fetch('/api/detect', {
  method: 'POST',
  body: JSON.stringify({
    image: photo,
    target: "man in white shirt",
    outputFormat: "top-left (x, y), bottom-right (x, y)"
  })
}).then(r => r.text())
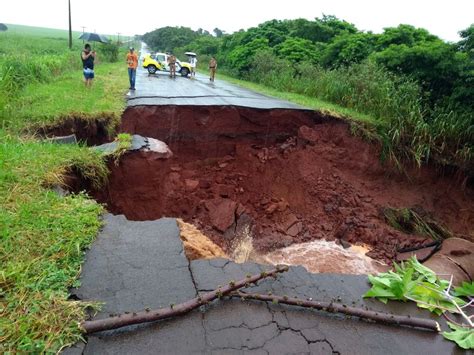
top-left (190, 56), bottom-right (197, 77)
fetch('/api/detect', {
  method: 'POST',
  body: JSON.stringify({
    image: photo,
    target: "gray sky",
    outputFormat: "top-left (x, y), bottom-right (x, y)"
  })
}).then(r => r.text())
top-left (3, 0), bottom-right (473, 42)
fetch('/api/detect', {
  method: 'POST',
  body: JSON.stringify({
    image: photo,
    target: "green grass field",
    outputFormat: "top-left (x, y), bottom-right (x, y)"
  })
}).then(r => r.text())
top-left (0, 24), bottom-right (129, 353)
top-left (5, 63), bottom-right (128, 131)
top-left (5, 24), bottom-right (82, 38)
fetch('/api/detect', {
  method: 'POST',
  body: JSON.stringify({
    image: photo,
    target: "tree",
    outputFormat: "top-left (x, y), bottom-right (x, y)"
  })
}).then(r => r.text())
top-left (274, 37), bottom-right (319, 64)
top-left (373, 40), bottom-right (463, 102)
top-left (458, 24), bottom-right (474, 56)
top-left (377, 24), bottom-right (439, 50)
top-left (321, 32), bottom-right (376, 68)
top-left (289, 15), bottom-right (357, 44)
top-left (241, 20), bottom-right (289, 47)
top-left (228, 38), bottom-right (270, 74)
top-left (0, 23), bottom-right (8, 32)
top-left (213, 28), bottom-right (224, 38)
top-left (181, 36), bottom-right (221, 56)
top-left (142, 26), bottom-right (199, 52)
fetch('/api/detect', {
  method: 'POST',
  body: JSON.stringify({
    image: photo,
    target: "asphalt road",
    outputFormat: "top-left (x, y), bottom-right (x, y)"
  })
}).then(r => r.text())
top-left (65, 214), bottom-right (463, 355)
top-left (125, 43), bottom-right (305, 110)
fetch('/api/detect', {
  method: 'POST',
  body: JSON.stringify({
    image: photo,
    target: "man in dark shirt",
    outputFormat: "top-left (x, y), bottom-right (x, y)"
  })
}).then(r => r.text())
top-left (81, 43), bottom-right (96, 87)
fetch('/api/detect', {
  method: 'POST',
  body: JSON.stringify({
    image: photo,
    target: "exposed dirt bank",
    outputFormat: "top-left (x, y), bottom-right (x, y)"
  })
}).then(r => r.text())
top-left (36, 114), bottom-right (118, 145)
top-left (81, 106), bottom-right (474, 265)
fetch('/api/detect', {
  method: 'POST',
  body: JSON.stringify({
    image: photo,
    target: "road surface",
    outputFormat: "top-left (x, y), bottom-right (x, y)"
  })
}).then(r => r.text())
top-left (125, 43), bottom-right (306, 110)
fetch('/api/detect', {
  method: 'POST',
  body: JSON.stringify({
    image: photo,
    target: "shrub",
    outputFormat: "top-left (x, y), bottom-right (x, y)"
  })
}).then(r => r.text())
top-left (98, 43), bottom-right (119, 63)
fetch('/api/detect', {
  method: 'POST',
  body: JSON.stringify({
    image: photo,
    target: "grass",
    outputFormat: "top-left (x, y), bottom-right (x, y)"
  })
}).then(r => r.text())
top-left (4, 24), bottom-right (82, 39)
top-left (1, 25), bottom-right (128, 352)
top-left (211, 70), bottom-right (376, 124)
top-left (3, 62), bottom-right (128, 131)
top-left (110, 133), bottom-right (133, 164)
top-left (382, 207), bottom-right (452, 242)
top-left (0, 133), bottom-right (108, 353)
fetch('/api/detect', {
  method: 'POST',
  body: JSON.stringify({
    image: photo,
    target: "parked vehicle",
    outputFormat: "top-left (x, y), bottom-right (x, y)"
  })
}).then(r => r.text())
top-left (142, 53), bottom-right (192, 77)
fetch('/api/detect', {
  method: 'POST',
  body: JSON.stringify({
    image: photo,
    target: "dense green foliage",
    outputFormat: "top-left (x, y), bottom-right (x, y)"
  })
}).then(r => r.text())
top-left (144, 17), bottom-right (474, 172)
top-left (142, 26), bottom-right (200, 52)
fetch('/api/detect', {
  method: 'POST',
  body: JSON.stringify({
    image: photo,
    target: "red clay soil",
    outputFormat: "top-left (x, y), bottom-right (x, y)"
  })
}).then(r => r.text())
top-left (90, 106), bottom-right (474, 264)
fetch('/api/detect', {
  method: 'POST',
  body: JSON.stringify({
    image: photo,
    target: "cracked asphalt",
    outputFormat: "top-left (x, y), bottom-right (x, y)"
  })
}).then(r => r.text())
top-left (65, 214), bottom-right (463, 355)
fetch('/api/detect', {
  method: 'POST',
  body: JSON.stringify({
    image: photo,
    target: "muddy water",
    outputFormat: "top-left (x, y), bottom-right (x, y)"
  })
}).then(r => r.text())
top-left (81, 105), bottom-right (474, 272)
top-left (227, 231), bottom-right (386, 274)
top-left (262, 240), bottom-right (387, 274)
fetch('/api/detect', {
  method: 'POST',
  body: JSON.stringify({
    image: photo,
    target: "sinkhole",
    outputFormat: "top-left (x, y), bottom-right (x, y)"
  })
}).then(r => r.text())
top-left (65, 105), bottom-right (474, 274)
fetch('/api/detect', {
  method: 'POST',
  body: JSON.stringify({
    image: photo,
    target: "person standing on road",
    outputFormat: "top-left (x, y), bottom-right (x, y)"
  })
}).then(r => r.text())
top-left (81, 43), bottom-right (96, 87)
top-left (209, 56), bottom-right (217, 82)
top-left (168, 53), bottom-right (177, 78)
top-left (126, 47), bottom-right (138, 90)
top-left (190, 56), bottom-right (197, 78)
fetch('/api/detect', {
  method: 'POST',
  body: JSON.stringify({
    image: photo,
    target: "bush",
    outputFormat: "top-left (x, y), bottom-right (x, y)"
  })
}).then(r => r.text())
top-left (98, 43), bottom-right (119, 63)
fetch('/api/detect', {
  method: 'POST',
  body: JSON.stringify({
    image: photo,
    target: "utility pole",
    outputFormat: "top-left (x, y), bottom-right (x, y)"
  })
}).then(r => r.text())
top-left (117, 32), bottom-right (121, 45)
top-left (68, 0), bottom-right (72, 49)
top-left (81, 26), bottom-right (86, 44)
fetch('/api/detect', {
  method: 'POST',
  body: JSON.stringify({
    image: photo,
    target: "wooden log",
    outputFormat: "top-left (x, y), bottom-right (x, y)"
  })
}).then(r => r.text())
top-left (230, 291), bottom-right (441, 332)
top-left (82, 265), bottom-right (289, 334)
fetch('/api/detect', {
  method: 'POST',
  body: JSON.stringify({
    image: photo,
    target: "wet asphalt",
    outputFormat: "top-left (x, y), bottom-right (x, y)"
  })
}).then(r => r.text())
top-left (125, 44), bottom-right (305, 110)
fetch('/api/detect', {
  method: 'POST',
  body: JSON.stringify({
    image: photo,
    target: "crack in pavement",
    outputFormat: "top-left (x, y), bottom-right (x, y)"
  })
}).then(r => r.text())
top-left (265, 303), bottom-right (340, 354)
top-left (186, 256), bottom-right (198, 297)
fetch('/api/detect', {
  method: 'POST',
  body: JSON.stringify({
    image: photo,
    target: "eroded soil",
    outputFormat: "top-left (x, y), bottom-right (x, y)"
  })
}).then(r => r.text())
top-left (82, 105), bottom-right (474, 264)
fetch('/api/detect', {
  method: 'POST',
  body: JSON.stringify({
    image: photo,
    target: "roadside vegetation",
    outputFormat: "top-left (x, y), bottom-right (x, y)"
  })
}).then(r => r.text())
top-left (144, 18), bottom-right (474, 174)
top-left (0, 24), bottom-right (131, 352)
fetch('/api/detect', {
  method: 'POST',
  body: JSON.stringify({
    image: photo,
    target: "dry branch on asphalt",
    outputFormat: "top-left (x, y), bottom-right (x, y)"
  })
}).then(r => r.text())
top-left (230, 291), bottom-right (441, 332)
top-left (81, 265), bottom-right (289, 334)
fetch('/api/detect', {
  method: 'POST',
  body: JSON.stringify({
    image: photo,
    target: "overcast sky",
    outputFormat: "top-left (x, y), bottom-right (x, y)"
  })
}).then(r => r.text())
top-left (2, 0), bottom-right (473, 42)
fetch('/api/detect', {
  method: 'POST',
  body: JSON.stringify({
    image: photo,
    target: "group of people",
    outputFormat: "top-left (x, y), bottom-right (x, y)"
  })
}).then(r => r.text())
top-left (81, 44), bottom-right (217, 90)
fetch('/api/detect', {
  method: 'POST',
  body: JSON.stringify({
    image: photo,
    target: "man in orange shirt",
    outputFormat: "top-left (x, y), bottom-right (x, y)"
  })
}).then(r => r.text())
top-left (126, 47), bottom-right (138, 90)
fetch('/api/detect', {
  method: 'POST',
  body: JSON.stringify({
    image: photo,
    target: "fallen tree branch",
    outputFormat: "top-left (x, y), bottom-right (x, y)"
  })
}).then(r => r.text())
top-left (81, 265), bottom-right (289, 334)
top-left (230, 291), bottom-right (441, 332)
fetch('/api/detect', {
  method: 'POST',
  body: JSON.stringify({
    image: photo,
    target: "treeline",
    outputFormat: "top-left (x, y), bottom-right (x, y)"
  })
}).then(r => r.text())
top-left (143, 17), bottom-right (474, 173)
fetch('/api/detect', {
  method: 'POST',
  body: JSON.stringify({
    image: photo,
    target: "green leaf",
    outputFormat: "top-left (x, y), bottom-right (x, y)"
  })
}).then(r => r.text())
top-left (409, 256), bottom-right (437, 283)
top-left (442, 322), bottom-right (474, 350)
top-left (453, 281), bottom-right (474, 298)
top-left (363, 286), bottom-right (397, 299)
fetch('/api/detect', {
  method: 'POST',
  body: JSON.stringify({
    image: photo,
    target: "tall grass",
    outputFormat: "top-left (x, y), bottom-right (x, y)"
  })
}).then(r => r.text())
top-left (0, 53), bottom-right (78, 92)
top-left (248, 51), bottom-right (423, 124)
